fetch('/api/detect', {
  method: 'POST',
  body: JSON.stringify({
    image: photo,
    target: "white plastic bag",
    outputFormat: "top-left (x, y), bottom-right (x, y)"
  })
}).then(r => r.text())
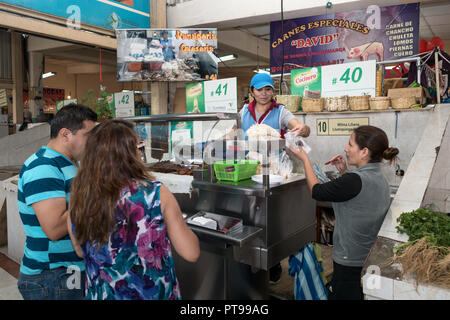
top-left (277, 151), bottom-right (294, 179)
top-left (285, 131), bottom-right (311, 154)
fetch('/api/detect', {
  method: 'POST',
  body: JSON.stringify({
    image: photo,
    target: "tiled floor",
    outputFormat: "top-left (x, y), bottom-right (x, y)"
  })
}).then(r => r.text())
top-left (0, 248), bottom-right (22, 300)
top-left (0, 244), bottom-right (333, 300)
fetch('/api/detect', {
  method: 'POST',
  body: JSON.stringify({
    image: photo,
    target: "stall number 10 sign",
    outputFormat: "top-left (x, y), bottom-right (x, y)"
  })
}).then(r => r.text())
top-left (321, 60), bottom-right (376, 97)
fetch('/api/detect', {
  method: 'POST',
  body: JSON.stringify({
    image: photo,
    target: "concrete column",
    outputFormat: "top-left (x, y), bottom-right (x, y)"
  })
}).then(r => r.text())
top-left (28, 51), bottom-right (44, 122)
top-left (10, 32), bottom-right (23, 124)
top-left (150, 0), bottom-right (168, 115)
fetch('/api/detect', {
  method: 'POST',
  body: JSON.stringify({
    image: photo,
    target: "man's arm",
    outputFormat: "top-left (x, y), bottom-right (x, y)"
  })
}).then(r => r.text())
top-left (67, 213), bottom-right (83, 258)
top-left (32, 197), bottom-right (69, 241)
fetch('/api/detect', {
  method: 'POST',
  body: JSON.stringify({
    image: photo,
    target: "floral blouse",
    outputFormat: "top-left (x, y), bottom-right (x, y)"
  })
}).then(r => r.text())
top-left (80, 180), bottom-right (182, 300)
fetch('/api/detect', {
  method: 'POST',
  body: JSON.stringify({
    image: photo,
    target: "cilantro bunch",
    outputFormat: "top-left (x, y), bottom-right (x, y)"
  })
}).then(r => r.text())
top-left (396, 207), bottom-right (450, 247)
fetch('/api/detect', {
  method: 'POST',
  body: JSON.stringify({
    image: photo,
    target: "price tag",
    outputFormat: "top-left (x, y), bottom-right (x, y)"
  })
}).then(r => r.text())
top-left (321, 60), bottom-right (376, 97)
top-left (203, 77), bottom-right (237, 113)
top-left (114, 92), bottom-right (135, 117)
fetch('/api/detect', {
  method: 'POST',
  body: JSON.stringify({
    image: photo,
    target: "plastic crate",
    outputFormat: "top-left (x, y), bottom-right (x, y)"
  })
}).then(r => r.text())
top-left (213, 160), bottom-right (259, 182)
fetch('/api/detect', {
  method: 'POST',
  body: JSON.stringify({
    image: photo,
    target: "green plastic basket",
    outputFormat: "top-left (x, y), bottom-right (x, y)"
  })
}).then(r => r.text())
top-left (213, 160), bottom-right (259, 182)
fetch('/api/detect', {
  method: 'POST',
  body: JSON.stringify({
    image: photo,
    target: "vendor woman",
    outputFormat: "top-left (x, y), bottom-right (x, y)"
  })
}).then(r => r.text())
top-left (234, 72), bottom-right (310, 284)
top-left (289, 125), bottom-right (399, 300)
top-left (240, 72), bottom-right (310, 139)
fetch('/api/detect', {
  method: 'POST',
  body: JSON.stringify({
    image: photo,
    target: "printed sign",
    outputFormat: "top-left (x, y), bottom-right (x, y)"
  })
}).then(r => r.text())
top-left (270, 3), bottom-right (419, 74)
top-left (321, 60), bottom-right (376, 97)
top-left (186, 82), bottom-right (205, 113)
top-left (317, 117), bottom-right (369, 136)
top-left (0, 0), bottom-right (150, 30)
top-left (204, 78), bottom-right (237, 113)
top-left (186, 78), bottom-right (238, 113)
top-left (116, 29), bottom-right (218, 82)
top-left (170, 121), bottom-right (194, 157)
top-left (56, 99), bottom-right (78, 112)
top-left (291, 67), bottom-right (322, 97)
top-left (291, 60), bottom-right (376, 97)
top-left (114, 91), bottom-right (134, 117)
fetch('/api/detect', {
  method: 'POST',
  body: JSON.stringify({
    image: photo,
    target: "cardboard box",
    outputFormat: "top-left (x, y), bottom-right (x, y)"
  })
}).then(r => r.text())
top-left (387, 87), bottom-right (424, 104)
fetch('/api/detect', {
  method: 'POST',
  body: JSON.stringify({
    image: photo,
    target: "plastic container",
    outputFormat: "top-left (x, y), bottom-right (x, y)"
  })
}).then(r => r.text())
top-left (214, 160), bottom-right (259, 182)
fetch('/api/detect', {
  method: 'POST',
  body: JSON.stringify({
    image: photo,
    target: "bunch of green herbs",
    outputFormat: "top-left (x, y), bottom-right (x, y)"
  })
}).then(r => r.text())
top-left (396, 207), bottom-right (450, 249)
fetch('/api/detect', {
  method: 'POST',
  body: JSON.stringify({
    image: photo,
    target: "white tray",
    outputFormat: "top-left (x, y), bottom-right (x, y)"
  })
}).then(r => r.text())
top-left (251, 174), bottom-right (284, 185)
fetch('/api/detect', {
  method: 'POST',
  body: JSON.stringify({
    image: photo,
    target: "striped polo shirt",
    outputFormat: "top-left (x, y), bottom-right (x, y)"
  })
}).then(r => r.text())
top-left (18, 146), bottom-right (85, 275)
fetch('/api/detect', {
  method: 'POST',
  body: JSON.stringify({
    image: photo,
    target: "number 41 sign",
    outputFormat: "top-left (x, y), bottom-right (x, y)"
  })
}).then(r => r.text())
top-left (203, 77), bottom-right (237, 113)
top-left (321, 60), bottom-right (376, 97)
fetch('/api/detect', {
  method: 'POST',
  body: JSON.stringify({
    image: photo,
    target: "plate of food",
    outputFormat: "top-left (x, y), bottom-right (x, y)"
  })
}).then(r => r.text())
top-left (251, 174), bottom-right (284, 185)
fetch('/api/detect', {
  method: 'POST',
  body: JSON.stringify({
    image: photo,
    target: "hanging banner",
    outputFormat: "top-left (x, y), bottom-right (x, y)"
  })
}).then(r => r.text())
top-left (116, 28), bottom-right (218, 82)
top-left (0, 0), bottom-right (150, 30)
top-left (270, 2), bottom-right (420, 75)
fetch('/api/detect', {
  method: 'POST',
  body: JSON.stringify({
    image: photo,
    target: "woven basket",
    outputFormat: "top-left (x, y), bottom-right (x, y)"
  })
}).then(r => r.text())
top-left (325, 95), bottom-right (348, 112)
top-left (275, 95), bottom-right (302, 113)
top-left (369, 97), bottom-right (391, 110)
top-left (391, 96), bottom-right (416, 109)
top-left (302, 98), bottom-right (324, 113)
top-left (348, 95), bottom-right (370, 111)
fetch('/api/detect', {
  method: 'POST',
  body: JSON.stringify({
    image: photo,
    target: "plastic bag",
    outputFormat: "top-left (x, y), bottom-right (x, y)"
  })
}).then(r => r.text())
top-left (288, 243), bottom-right (328, 300)
top-left (276, 150), bottom-right (293, 178)
top-left (285, 131), bottom-right (311, 154)
top-left (312, 163), bottom-right (331, 183)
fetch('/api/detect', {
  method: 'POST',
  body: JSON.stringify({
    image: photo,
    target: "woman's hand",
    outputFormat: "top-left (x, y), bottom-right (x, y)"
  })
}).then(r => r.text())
top-left (325, 154), bottom-right (348, 174)
top-left (289, 145), bottom-right (308, 162)
top-left (289, 123), bottom-right (310, 137)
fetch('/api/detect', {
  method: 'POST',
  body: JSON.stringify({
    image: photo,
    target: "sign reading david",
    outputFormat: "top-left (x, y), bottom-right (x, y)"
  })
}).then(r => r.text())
top-left (270, 2), bottom-right (419, 75)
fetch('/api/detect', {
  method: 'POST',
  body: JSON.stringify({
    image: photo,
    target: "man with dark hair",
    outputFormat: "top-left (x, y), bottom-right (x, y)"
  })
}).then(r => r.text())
top-left (17, 104), bottom-right (97, 300)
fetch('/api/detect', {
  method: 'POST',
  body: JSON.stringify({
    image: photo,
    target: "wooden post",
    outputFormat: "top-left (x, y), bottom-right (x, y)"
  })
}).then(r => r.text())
top-left (150, 0), bottom-right (168, 115)
top-left (11, 32), bottom-right (23, 124)
top-left (434, 49), bottom-right (441, 104)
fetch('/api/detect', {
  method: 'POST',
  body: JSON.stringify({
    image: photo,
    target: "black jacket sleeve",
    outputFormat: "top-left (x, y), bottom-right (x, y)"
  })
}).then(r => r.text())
top-left (312, 172), bottom-right (362, 202)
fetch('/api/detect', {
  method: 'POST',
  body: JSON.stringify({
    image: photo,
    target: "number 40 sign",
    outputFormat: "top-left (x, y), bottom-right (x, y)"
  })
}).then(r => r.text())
top-left (321, 60), bottom-right (376, 97)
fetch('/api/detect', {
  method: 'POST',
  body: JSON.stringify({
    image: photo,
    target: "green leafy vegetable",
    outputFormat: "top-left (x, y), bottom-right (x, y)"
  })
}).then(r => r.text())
top-left (396, 207), bottom-right (450, 248)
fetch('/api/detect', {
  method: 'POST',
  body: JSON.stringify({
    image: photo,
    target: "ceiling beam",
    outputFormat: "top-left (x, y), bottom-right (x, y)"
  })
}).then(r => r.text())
top-left (66, 63), bottom-right (116, 74)
top-left (218, 29), bottom-right (270, 63)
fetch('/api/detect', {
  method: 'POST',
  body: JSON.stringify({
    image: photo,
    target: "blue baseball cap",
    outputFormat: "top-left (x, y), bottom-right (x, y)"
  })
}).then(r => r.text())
top-left (250, 73), bottom-right (274, 89)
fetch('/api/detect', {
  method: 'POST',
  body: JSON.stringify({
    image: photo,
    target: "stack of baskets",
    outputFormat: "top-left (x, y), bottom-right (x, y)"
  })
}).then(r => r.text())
top-left (302, 98), bottom-right (324, 113)
top-left (324, 95), bottom-right (348, 112)
top-left (348, 95), bottom-right (370, 111)
top-left (275, 95), bottom-right (302, 113)
top-left (391, 96), bottom-right (417, 109)
top-left (369, 97), bottom-right (391, 110)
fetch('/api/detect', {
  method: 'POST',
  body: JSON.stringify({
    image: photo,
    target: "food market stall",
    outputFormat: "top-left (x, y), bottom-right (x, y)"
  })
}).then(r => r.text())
top-left (126, 112), bottom-right (316, 299)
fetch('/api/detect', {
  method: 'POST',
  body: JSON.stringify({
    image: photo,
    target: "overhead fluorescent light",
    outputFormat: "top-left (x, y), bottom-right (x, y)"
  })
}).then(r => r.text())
top-left (253, 68), bottom-right (270, 74)
top-left (42, 72), bottom-right (56, 79)
top-left (218, 54), bottom-right (236, 62)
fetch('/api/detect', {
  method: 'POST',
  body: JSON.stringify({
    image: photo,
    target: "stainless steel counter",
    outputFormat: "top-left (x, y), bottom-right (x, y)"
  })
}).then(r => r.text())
top-left (172, 174), bottom-right (316, 299)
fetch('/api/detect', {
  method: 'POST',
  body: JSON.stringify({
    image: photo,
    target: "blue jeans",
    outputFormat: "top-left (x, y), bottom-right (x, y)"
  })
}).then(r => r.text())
top-left (17, 267), bottom-right (85, 300)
